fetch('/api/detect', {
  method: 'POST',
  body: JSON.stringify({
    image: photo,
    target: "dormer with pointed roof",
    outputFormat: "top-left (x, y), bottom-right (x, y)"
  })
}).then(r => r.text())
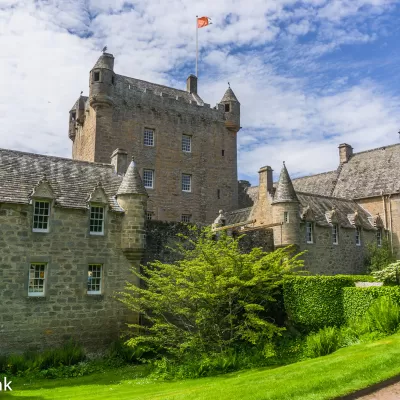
top-left (272, 163), bottom-right (299, 204)
top-left (220, 85), bottom-right (240, 132)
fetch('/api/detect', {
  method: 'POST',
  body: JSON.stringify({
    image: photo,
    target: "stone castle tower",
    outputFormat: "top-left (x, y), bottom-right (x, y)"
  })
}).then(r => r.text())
top-left (69, 53), bottom-right (240, 223)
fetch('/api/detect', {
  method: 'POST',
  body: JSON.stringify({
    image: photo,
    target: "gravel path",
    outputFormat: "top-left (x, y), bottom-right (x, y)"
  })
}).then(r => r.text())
top-left (355, 381), bottom-right (400, 399)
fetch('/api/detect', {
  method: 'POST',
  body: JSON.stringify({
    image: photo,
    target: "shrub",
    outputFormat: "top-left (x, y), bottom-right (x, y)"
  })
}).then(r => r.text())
top-left (283, 276), bottom-right (356, 331)
top-left (365, 238), bottom-right (396, 272)
top-left (372, 261), bottom-right (400, 285)
top-left (343, 286), bottom-right (400, 323)
top-left (306, 326), bottom-right (342, 357)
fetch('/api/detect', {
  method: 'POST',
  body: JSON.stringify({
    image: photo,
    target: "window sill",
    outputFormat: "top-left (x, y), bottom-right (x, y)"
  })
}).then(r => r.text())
top-left (89, 232), bottom-right (105, 236)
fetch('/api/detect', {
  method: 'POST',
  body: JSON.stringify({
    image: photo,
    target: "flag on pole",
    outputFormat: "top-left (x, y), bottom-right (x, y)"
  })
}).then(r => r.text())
top-left (197, 16), bottom-right (211, 28)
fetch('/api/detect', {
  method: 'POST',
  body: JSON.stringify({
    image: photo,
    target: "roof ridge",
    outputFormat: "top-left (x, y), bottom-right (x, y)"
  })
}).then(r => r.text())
top-left (226, 207), bottom-right (253, 214)
top-left (296, 191), bottom-right (355, 202)
top-left (0, 148), bottom-right (114, 169)
top-left (352, 143), bottom-right (400, 157)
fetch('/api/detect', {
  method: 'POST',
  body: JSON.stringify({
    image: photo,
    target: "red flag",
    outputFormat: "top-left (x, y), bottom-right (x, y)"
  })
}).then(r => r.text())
top-left (197, 16), bottom-right (211, 28)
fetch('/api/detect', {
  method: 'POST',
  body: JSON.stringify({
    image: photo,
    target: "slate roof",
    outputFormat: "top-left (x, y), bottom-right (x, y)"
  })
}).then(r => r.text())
top-left (272, 163), bottom-right (299, 203)
top-left (117, 159), bottom-right (147, 196)
top-left (297, 192), bottom-right (374, 230)
top-left (332, 144), bottom-right (400, 199)
top-left (70, 96), bottom-right (88, 112)
top-left (225, 207), bottom-right (252, 225)
top-left (0, 149), bottom-right (124, 212)
top-left (221, 87), bottom-right (239, 103)
top-left (292, 171), bottom-right (338, 197)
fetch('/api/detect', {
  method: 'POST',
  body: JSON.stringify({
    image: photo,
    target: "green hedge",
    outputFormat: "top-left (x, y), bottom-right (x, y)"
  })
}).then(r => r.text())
top-left (283, 276), bottom-right (357, 331)
top-left (343, 286), bottom-right (400, 322)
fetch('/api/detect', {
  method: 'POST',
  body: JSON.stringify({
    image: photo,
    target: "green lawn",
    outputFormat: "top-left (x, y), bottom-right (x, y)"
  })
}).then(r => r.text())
top-left (5, 333), bottom-right (400, 400)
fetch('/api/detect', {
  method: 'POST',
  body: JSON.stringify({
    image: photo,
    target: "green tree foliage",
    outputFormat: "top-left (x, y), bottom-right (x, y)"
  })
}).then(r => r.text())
top-left (119, 227), bottom-right (304, 361)
top-left (372, 261), bottom-right (400, 285)
top-left (365, 238), bottom-right (396, 272)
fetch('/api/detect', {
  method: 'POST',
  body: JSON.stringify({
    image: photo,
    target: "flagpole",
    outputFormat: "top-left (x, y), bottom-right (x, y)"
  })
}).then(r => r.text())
top-left (196, 15), bottom-right (198, 77)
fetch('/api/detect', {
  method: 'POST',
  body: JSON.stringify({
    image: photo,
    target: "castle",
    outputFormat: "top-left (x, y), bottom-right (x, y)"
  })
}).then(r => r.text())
top-left (68, 52), bottom-right (240, 223)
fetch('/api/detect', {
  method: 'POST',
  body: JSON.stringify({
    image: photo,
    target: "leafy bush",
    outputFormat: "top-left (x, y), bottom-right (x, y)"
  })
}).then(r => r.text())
top-left (365, 238), bottom-right (396, 272)
top-left (283, 276), bottom-right (356, 331)
top-left (343, 286), bottom-right (400, 322)
top-left (372, 261), bottom-right (400, 285)
top-left (120, 227), bottom-right (304, 362)
top-left (306, 326), bottom-right (342, 357)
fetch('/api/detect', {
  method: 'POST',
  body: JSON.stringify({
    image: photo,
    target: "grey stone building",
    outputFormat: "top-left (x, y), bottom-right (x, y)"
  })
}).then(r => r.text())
top-left (0, 148), bottom-right (147, 355)
top-left (69, 52), bottom-right (240, 224)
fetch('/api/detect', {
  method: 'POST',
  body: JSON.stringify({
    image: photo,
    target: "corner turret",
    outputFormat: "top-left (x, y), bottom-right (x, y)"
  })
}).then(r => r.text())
top-left (272, 162), bottom-right (300, 247)
top-left (220, 86), bottom-right (240, 132)
top-left (89, 52), bottom-right (116, 110)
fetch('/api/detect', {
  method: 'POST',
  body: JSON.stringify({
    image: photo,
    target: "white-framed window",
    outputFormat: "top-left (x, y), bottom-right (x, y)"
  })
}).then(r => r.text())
top-left (306, 222), bottom-right (313, 244)
top-left (332, 224), bottom-right (339, 245)
top-left (89, 205), bottom-right (104, 235)
top-left (182, 174), bottom-right (192, 192)
top-left (144, 128), bottom-right (154, 146)
top-left (28, 263), bottom-right (46, 297)
top-left (33, 200), bottom-right (50, 232)
top-left (284, 212), bottom-right (289, 223)
top-left (143, 169), bottom-right (154, 189)
top-left (87, 264), bottom-right (102, 295)
top-left (377, 228), bottom-right (383, 247)
top-left (356, 227), bottom-right (361, 246)
top-left (181, 214), bottom-right (191, 223)
top-left (146, 211), bottom-right (154, 220)
top-left (182, 135), bottom-right (192, 152)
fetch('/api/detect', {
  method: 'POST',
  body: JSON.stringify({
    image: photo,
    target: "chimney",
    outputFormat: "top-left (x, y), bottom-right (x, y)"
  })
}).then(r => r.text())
top-left (258, 166), bottom-right (273, 196)
top-left (186, 74), bottom-right (198, 94)
top-left (111, 148), bottom-right (128, 175)
top-left (338, 143), bottom-right (353, 164)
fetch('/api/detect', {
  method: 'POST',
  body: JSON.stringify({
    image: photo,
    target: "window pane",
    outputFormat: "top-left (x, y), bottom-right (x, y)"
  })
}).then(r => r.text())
top-left (181, 214), bottom-right (191, 223)
top-left (90, 206), bottom-right (104, 234)
top-left (182, 135), bottom-right (191, 152)
top-left (182, 174), bottom-right (191, 192)
top-left (143, 169), bottom-right (154, 188)
top-left (144, 129), bottom-right (154, 146)
top-left (28, 264), bottom-right (46, 296)
top-left (88, 264), bottom-right (102, 294)
top-left (33, 201), bottom-right (50, 232)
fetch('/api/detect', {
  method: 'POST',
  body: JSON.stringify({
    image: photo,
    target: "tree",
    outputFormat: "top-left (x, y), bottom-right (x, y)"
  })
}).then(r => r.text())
top-left (365, 238), bottom-right (396, 273)
top-left (119, 227), bottom-right (304, 361)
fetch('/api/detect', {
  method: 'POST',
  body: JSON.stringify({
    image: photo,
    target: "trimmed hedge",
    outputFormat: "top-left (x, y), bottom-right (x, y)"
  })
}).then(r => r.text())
top-left (343, 286), bottom-right (400, 322)
top-left (283, 276), bottom-right (356, 331)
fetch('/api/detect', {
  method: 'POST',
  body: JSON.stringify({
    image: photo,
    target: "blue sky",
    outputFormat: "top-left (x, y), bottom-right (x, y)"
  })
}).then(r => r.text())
top-left (1, 0), bottom-right (400, 186)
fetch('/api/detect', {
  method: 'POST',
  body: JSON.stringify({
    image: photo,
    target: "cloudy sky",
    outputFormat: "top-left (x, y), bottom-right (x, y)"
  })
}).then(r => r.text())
top-left (1, 0), bottom-right (400, 185)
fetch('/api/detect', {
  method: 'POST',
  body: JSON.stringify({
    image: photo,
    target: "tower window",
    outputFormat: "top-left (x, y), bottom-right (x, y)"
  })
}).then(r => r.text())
top-left (332, 224), bottom-right (339, 245)
top-left (93, 71), bottom-right (100, 82)
top-left (224, 104), bottom-right (230, 112)
top-left (182, 135), bottom-right (192, 152)
top-left (222, 149), bottom-right (225, 157)
top-left (182, 174), bottom-right (192, 192)
top-left (143, 169), bottom-right (154, 189)
top-left (144, 128), bottom-right (154, 146)
top-left (284, 212), bottom-right (289, 223)
top-left (146, 211), bottom-right (154, 220)
top-left (181, 214), bottom-right (191, 223)
top-left (217, 189), bottom-right (221, 199)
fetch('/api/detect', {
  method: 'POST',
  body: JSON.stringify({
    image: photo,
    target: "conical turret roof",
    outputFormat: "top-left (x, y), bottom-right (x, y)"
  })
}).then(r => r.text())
top-left (92, 53), bottom-right (114, 71)
top-left (221, 87), bottom-right (239, 103)
top-left (272, 162), bottom-right (299, 203)
top-left (117, 159), bottom-right (147, 196)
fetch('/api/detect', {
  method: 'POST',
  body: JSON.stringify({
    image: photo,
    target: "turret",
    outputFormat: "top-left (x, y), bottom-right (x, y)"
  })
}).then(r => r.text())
top-left (116, 158), bottom-right (148, 262)
top-left (272, 162), bottom-right (300, 247)
top-left (220, 86), bottom-right (240, 132)
top-left (89, 52), bottom-right (116, 110)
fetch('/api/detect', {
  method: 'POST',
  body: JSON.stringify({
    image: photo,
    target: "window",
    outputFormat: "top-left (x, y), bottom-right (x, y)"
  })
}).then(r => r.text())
top-left (284, 212), bottom-right (289, 223)
top-left (143, 169), bottom-right (154, 189)
top-left (355, 227), bottom-right (361, 246)
top-left (111, 76), bottom-right (115, 85)
top-left (89, 206), bottom-right (104, 235)
top-left (181, 214), bottom-right (191, 223)
top-left (332, 224), bottom-right (339, 245)
top-left (182, 174), bottom-right (192, 192)
top-left (217, 189), bottom-right (221, 199)
top-left (377, 228), bottom-right (383, 247)
top-left (144, 128), bottom-right (154, 146)
top-left (222, 149), bottom-right (225, 157)
top-left (306, 222), bottom-right (313, 244)
top-left (33, 200), bottom-right (50, 232)
top-left (28, 263), bottom-right (46, 297)
top-left (224, 104), bottom-right (230, 112)
top-left (182, 135), bottom-right (192, 152)
top-left (93, 71), bottom-right (100, 82)
top-left (146, 211), bottom-right (154, 220)
top-left (87, 264), bottom-right (102, 295)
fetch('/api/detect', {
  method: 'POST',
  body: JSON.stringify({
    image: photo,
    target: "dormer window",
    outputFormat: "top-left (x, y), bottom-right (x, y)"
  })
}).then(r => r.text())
top-left (224, 104), bottom-right (230, 112)
top-left (90, 205), bottom-right (104, 235)
top-left (33, 200), bottom-right (50, 233)
top-left (93, 71), bottom-right (100, 82)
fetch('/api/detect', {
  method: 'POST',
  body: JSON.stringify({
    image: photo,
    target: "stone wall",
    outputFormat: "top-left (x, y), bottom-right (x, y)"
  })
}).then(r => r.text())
top-left (0, 203), bottom-right (139, 356)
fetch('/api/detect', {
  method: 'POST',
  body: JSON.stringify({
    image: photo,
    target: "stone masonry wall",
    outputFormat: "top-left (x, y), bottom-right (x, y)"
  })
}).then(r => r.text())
top-left (0, 203), bottom-right (139, 356)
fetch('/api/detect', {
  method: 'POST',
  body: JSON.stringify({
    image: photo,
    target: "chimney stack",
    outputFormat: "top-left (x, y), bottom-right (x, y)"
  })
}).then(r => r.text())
top-left (111, 148), bottom-right (128, 175)
top-left (258, 166), bottom-right (274, 196)
top-left (338, 143), bottom-right (353, 164)
top-left (186, 74), bottom-right (198, 94)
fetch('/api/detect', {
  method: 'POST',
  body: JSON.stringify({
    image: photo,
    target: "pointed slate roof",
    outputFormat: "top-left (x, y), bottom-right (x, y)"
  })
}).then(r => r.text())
top-left (92, 53), bottom-right (114, 70)
top-left (272, 162), bottom-right (299, 203)
top-left (117, 159), bottom-right (147, 196)
top-left (221, 87), bottom-right (239, 103)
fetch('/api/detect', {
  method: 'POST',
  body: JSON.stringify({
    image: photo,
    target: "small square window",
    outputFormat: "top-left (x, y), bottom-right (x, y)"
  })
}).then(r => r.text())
top-left (355, 227), bottom-right (361, 246)
top-left (182, 135), bottom-right (192, 152)
top-left (93, 71), bottom-right (100, 82)
top-left (182, 174), bottom-right (192, 192)
top-left (146, 211), bottom-right (154, 220)
top-left (222, 149), bottom-right (225, 157)
top-left (33, 200), bottom-right (50, 232)
top-left (28, 263), bottom-right (46, 297)
top-left (377, 229), bottom-right (383, 247)
top-left (217, 189), bottom-right (221, 199)
top-left (306, 222), bottom-right (313, 244)
top-left (332, 224), bottom-right (339, 245)
top-left (144, 128), bottom-right (154, 146)
top-left (90, 206), bottom-right (104, 235)
top-left (181, 214), bottom-right (191, 223)
top-left (143, 169), bottom-right (154, 189)
top-left (87, 264), bottom-right (102, 295)
top-left (224, 104), bottom-right (230, 112)
top-left (284, 212), bottom-right (289, 223)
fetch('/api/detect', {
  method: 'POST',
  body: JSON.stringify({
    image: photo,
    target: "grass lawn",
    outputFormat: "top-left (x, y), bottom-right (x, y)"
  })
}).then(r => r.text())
top-left (5, 333), bottom-right (400, 400)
